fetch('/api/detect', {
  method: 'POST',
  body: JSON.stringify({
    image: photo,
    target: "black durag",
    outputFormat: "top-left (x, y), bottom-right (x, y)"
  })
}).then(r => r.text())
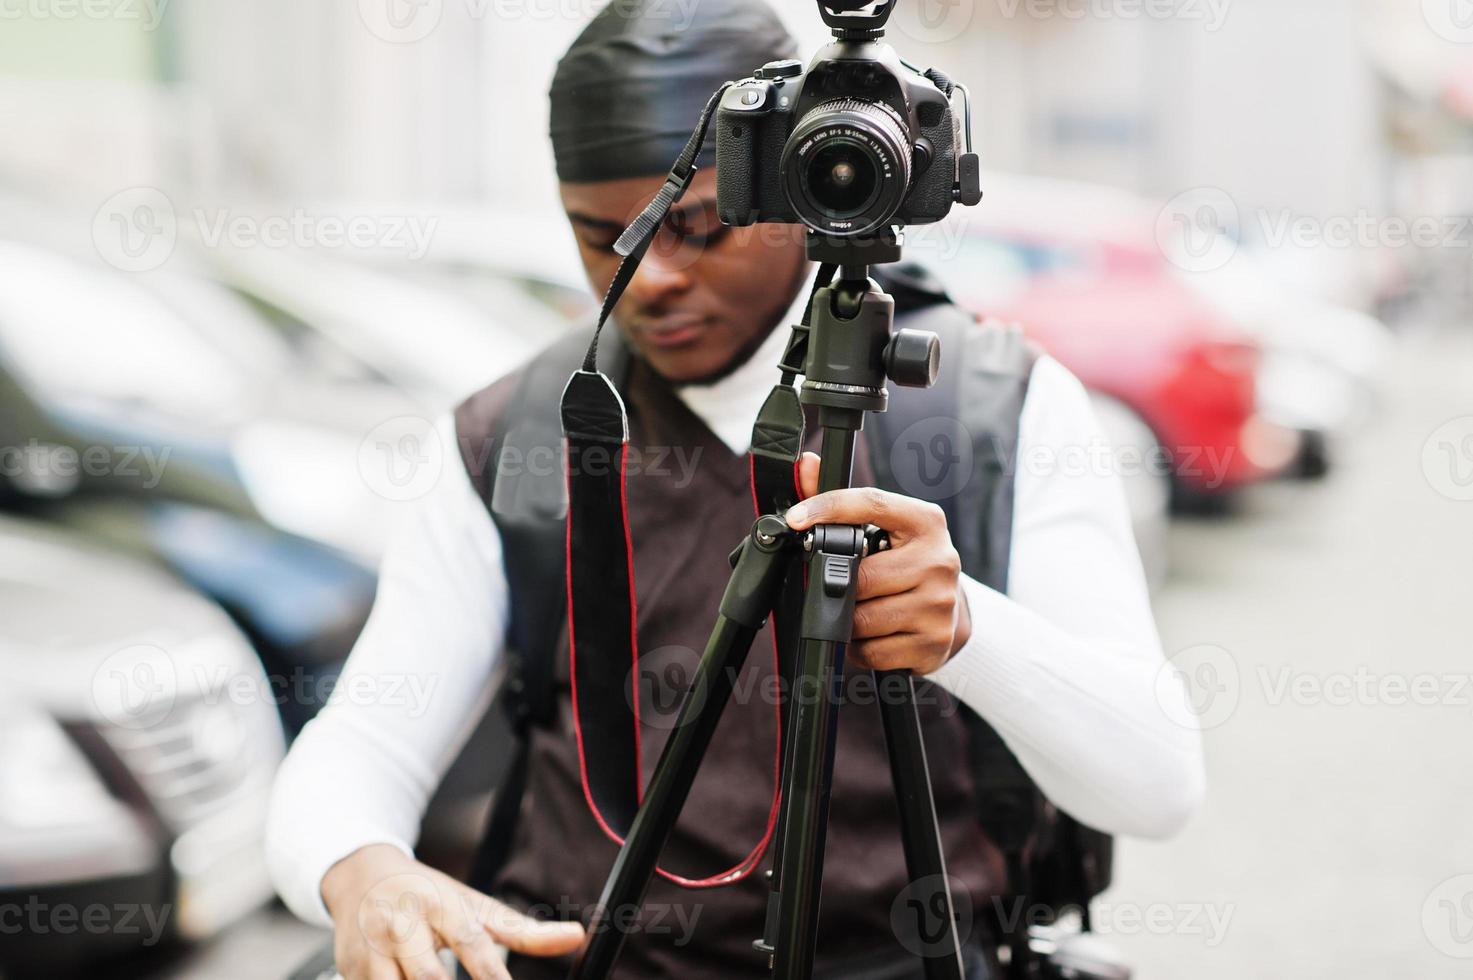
top-left (549, 0), bottom-right (798, 182)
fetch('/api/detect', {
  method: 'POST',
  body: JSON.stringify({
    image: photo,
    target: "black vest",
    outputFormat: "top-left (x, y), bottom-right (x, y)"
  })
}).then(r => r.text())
top-left (451, 265), bottom-right (1110, 979)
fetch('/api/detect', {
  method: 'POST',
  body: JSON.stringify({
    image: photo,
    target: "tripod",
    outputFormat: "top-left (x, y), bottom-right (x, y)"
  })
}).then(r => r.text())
top-left (569, 230), bottom-right (966, 980)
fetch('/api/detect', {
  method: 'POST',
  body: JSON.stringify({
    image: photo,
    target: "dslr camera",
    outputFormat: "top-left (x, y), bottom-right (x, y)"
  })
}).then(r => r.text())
top-left (715, 0), bottom-right (980, 238)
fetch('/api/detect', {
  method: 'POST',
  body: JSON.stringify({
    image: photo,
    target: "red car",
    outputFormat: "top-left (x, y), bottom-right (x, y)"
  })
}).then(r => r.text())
top-left (917, 176), bottom-right (1299, 505)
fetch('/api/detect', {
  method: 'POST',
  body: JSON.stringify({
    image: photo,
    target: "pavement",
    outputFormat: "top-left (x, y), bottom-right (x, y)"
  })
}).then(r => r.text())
top-left (1105, 322), bottom-right (1473, 978)
top-left (157, 324), bottom-right (1473, 979)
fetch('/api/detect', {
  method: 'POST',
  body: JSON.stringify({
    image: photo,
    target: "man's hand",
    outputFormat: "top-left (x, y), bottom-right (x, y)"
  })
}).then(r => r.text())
top-left (785, 452), bottom-right (972, 675)
top-left (321, 843), bottom-right (585, 980)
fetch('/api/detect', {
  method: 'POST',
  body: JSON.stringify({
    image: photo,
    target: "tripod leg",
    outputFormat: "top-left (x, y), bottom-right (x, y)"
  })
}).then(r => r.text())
top-left (569, 516), bottom-right (798, 980)
top-left (768, 520), bottom-right (867, 980)
top-left (767, 634), bottom-right (845, 980)
top-left (877, 673), bottom-right (966, 980)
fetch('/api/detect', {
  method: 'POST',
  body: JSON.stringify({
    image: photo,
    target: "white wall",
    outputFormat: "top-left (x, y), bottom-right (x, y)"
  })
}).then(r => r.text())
top-left (0, 0), bottom-right (1391, 226)
top-left (924, 0), bottom-right (1385, 223)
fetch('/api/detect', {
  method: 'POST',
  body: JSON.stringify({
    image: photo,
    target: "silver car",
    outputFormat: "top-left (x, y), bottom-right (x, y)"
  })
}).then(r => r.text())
top-left (0, 515), bottom-right (285, 974)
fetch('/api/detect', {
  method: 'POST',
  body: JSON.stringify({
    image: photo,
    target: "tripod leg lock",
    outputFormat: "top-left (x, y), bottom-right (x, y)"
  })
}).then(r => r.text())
top-left (720, 515), bottom-right (802, 628)
top-left (801, 524), bottom-right (867, 643)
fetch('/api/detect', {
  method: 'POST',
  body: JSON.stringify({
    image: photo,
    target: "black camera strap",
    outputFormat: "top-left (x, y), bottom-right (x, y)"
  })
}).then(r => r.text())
top-left (559, 82), bottom-right (818, 887)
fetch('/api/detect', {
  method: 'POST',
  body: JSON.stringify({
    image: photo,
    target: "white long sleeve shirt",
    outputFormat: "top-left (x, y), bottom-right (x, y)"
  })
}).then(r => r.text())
top-left (265, 311), bottom-right (1206, 928)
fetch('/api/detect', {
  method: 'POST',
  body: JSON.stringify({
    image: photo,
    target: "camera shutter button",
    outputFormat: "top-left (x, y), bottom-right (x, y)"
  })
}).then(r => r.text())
top-left (741, 88), bottom-right (763, 106)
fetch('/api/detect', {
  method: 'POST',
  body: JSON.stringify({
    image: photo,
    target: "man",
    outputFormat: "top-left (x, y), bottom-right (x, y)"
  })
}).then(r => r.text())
top-left (266, 3), bottom-right (1205, 979)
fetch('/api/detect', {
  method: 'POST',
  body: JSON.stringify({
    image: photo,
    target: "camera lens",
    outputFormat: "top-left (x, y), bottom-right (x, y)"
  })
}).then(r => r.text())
top-left (806, 143), bottom-right (875, 214)
top-left (781, 98), bottom-right (912, 236)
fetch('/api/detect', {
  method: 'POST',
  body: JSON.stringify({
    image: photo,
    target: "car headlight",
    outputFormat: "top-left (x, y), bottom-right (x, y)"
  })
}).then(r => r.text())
top-left (0, 703), bottom-right (156, 888)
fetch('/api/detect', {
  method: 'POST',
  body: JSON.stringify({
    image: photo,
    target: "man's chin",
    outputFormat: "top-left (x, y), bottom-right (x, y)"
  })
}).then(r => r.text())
top-left (639, 345), bottom-right (729, 385)
top-left (623, 321), bottom-right (770, 386)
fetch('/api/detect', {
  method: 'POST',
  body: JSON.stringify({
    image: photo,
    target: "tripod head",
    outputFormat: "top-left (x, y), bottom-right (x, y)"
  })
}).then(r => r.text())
top-left (792, 229), bottom-right (941, 426)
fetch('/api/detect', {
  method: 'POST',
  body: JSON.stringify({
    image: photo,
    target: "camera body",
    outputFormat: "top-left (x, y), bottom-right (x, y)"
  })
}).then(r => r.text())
top-left (715, 38), bottom-right (963, 238)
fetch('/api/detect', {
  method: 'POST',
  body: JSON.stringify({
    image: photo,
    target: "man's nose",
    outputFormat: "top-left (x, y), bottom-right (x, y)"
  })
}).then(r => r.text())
top-left (623, 250), bottom-right (693, 308)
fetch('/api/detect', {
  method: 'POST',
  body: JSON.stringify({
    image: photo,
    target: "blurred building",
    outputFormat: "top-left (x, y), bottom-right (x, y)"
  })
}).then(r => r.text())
top-left (0, 0), bottom-right (1467, 244)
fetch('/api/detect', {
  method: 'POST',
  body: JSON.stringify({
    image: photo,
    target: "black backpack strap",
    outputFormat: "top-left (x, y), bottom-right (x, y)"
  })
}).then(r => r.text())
top-left (866, 267), bottom-right (1111, 972)
top-left (459, 326), bottom-right (627, 894)
top-left (866, 262), bottom-right (1033, 584)
top-left (864, 268), bottom-right (1044, 853)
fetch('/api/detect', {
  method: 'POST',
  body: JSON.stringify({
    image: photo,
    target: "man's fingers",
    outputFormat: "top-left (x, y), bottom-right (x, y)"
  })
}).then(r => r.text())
top-left (786, 485), bottom-right (941, 539)
top-left (366, 957), bottom-right (405, 980)
top-left (437, 887), bottom-right (513, 980)
top-left (478, 895), bottom-right (586, 957)
top-left (850, 633), bottom-right (928, 673)
top-left (392, 945), bottom-right (452, 980)
top-left (851, 593), bottom-right (918, 639)
top-left (853, 548), bottom-right (924, 600)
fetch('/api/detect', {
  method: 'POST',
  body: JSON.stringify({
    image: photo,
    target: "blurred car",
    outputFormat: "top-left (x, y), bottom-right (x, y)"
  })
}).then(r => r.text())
top-left (0, 514), bottom-right (285, 976)
top-left (0, 241), bottom-right (388, 733)
top-left (1174, 250), bottom-right (1394, 477)
top-left (202, 207), bottom-right (594, 410)
top-left (210, 238), bottom-right (579, 412)
top-left (0, 240), bottom-right (428, 562)
top-left (926, 175), bottom-right (1306, 509)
